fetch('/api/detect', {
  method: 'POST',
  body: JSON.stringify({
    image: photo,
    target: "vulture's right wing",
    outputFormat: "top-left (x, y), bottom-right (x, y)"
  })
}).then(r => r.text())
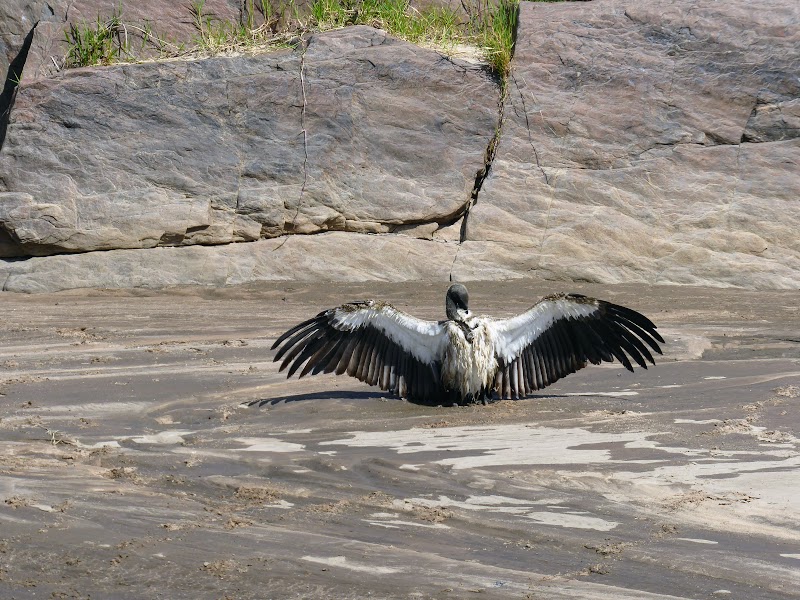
top-left (272, 301), bottom-right (448, 403)
top-left (488, 294), bottom-right (664, 398)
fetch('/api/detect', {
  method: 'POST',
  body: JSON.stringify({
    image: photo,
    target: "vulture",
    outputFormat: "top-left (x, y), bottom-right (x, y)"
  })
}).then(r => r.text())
top-left (271, 284), bottom-right (664, 406)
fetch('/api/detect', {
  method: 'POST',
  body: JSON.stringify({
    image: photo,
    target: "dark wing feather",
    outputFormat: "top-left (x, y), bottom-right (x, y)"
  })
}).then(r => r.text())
top-left (272, 301), bottom-right (448, 404)
top-left (489, 294), bottom-right (663, 399)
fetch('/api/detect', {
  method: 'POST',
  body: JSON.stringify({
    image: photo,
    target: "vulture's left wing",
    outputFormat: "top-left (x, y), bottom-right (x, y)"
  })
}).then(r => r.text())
top-left (488, 294), bottom-right (663, 399)
top-left (272, 301), bottom-right (448, 403)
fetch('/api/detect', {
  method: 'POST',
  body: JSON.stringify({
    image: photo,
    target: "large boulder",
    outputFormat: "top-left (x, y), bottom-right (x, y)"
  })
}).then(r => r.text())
top-left (461, 0), bottom-right (800, 288)
top-left (0, 26), bottom-right (498, 256)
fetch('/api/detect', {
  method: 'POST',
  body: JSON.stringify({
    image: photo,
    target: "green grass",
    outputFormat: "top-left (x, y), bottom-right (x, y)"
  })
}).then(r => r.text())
top-left (469, 0), bottom-right (518, 77)
top-left (311, 0), bottom-right (461, 48)
top-left (63, 7), bottom-right (187, 68)
top-left (62, 0), bottom-right (520, 78)
top-left (189, 0), bottom-right (300, 55)
top-left (63, 10), bottom-right (131, 68)
top-left (309, 0), bottom-right (518, 76)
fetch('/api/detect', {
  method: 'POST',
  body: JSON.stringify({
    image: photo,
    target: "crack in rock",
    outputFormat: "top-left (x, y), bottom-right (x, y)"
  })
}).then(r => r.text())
top-left (450, 89), bottom-right (505, 280)
top-left (460, 103), bottom-right (503, 245)
top-left (451, 2), bottom-right (522, 282)
top-left (275, 37), bottom-right (310, 252)
top-left (510, 71), bottom-right (550, 186)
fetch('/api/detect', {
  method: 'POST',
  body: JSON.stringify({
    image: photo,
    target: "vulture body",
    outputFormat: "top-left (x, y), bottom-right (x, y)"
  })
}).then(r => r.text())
top-left (272, 284), bottom-right (664, 406)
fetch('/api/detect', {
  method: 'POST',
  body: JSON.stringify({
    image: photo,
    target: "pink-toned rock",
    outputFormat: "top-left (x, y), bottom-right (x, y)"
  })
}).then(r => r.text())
top-left (462, 0), bottom-right (800, 289)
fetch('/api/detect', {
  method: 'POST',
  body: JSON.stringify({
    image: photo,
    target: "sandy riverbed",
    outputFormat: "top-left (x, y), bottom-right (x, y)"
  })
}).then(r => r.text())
top-left (1, 281), bottom-right (798, 599)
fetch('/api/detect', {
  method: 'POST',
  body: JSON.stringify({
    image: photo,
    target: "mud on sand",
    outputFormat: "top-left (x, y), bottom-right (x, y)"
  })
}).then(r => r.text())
top-left (1, 281), bottom-right (799, 599)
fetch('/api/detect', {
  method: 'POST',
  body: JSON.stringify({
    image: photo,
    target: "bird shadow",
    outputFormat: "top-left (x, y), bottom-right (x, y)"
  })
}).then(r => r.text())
top-left (248, 390), bottom-right (572, 408)
top-left (247, 390), bottom-right (389, 407)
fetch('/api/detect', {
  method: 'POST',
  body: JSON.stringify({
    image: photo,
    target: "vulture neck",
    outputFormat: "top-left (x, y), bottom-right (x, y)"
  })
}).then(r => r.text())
top-left (446, 297), bottom-right (465, 323)
top-left (446, 290), bottom-right (474, 342)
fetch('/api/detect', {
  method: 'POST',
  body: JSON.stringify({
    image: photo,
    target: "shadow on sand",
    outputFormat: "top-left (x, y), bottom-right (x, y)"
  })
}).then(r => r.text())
top-left (248, 390), bottom-right (568, 407)
top-left (248, 390), bottom-right (390, 407)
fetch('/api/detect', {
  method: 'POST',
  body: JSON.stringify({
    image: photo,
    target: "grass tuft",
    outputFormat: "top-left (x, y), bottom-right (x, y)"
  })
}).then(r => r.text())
top-left (311, 0), bottom-right (462, 50)
top-left (190, 0), bottom-right (305, 56)
top-left (64, 9), bottom-right (131, 68)
top-left (472, 0), bottom-right (518, 78)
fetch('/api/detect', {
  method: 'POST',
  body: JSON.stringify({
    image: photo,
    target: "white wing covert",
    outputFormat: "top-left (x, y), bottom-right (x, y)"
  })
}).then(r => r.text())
top-left (488, 294), bottom-right (664, 399)
top-left (272, 301), bottom-right (448, 403)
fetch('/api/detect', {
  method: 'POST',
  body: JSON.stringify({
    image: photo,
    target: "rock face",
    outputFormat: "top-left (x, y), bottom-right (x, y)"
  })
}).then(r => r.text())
top-left (2, 0), bottom-right (800, 293)
top-left (465, 0), bottom-right (800, 288)
top-left (0, 26), bottom-right (498, 256)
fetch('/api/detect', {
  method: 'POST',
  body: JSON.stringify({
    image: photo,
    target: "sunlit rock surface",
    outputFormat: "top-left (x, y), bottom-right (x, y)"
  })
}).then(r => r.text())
top-left (1, 0), bottom-right (799, 291)
top-left (466, 0), bottom-right (800, 288)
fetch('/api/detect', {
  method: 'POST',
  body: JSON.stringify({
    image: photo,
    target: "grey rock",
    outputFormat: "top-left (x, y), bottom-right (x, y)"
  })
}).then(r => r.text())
top-left (464, 0), bottom-right (800, 289)
top-left (0, 26), bottom-right (498, 256)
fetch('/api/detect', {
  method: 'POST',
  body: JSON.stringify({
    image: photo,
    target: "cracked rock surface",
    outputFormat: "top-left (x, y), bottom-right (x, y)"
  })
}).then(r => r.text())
top-left (465, 0), bottom-right (800, 289)
top-left (0, 26), bottom-right (497, 257)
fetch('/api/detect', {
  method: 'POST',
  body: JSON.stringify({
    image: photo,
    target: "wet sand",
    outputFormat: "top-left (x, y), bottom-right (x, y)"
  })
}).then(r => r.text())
top-left (1, 281), bottom-right (799, 599)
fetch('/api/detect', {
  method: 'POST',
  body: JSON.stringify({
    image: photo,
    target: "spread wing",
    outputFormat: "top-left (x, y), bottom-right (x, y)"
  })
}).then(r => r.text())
top-left (488, 294), bottom-right (664, 399)
top-left (271, 301), bottom-right (448, 403)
